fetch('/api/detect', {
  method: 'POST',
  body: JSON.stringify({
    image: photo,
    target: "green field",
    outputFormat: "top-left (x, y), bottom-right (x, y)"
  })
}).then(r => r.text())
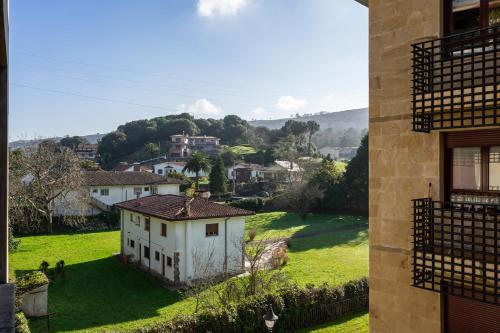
top-left (298, 312), bottom-right (368, 333)
top-left (10, 212), bottom-right (368, 332)
top-left (229, 144), bottom-right (257, 155)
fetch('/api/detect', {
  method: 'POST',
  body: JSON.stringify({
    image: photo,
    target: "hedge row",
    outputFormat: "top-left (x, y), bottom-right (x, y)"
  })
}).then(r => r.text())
top-left (136, 278), bottom-right (368, 333)
top-left (227, 197), bottom-right (272, 212)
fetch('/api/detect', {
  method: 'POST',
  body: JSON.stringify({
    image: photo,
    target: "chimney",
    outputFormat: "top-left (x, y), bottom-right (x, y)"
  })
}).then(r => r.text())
top-left (133, 162), bottom-right (141, 172)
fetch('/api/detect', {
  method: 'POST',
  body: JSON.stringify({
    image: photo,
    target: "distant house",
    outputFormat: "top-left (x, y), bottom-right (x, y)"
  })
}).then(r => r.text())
top-left (169, 134), bottom-right (223, 158)
top-left (112, 162), bottom-right (152, 173)
top-left (54, 171), bottom-right (182, 216)
top-left (227, 163), bottom-right (264, 183)
top-left (116, 195), bottom-right (254, 284)
top-left (74, 143), bottom-right (98, 160)
top-left (152, 161), bottom-right (208, 178)
top-left (260, 160), bottom-right (303, 182)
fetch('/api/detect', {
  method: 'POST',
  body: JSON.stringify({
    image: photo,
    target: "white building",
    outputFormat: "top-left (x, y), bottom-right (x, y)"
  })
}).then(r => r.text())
top-left (116, 195), bottom-right (253, 284)
top-left (227, 163), bottom-right (264, 182)
top-left (152, 161), bottom-right (208, 178)
top-left (54, 171), bottom-right (182, 216)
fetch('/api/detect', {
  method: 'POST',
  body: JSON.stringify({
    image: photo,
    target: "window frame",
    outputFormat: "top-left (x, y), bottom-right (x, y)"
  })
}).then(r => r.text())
top-left (444, 0), bottom-right (497, 36)
top-left (161, 223), bottom-right (167, 237)
top-left (167, 256), bottom-right (172, 267)
top-left (155, 251), bottom-right (160, 261)
top-left (145, 217), bottom-right (150, 231)
top-left (144, 246), bottom-right (150, 259)
top-left (130, 240), bottom-right (135, 248)
top-left (100, 188), bottom-right (109, 196)
top-left (205, 223), bottom-right (219, 237)
top-left (445, 130), bottom-right (500, 200)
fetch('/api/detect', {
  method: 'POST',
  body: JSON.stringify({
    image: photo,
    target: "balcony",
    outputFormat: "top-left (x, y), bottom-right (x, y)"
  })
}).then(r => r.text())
top-left (412, 25), bottom-right (500, 132)
top-left (412, 198), bottom-right (499, 305)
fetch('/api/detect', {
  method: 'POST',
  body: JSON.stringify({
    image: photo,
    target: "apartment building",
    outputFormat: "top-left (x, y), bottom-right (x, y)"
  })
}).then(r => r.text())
top-left (169, 134), bottom-right (222, 158)
top-left (361, 0), bottom-right (500, 332)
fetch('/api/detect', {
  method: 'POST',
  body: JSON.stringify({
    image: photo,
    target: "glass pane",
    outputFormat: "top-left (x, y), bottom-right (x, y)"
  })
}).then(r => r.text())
top-left (453, 147), bottom-right (481, 190)
top-left (453, 8), bottom-right (481, 33)
top-left (489, 146), bottom-right (500, 191)
top-left (453, 0), bottom-right (480, 11)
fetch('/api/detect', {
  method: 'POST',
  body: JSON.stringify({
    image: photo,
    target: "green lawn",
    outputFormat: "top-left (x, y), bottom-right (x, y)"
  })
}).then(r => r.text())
top-left (10, 212), bottom-right (368, 332)
top-left (297, 312), bottom-right (368, 333)
top-left (229, 144), bottom-right (257, 155)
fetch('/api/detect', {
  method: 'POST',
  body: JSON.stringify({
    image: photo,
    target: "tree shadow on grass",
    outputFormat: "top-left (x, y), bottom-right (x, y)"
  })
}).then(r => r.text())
top-left (18, 256), bottom-right (187, 332)
top-left (288, 228), bottom-right (368, 252)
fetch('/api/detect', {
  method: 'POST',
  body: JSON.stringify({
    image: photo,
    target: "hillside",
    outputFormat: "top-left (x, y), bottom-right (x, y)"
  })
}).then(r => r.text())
top-left (9, 133), bottom-right (106, 149)
top-left (249, 108), bottom-right (368, 131)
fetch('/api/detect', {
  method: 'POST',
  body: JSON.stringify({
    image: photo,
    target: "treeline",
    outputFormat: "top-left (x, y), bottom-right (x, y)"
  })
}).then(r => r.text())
top-left (97, 113), bottom-right (323, 169)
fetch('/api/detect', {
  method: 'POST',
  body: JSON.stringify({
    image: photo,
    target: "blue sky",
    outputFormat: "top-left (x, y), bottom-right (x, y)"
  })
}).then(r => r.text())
top-left (9, 0), bottom-right (368, 140)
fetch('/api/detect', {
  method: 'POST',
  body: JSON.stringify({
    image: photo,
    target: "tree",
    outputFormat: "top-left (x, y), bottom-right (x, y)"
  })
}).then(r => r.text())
top-left (10, 141), bottom-right (86, 233)
top-left (59, 136), bottom-right (89, 150)
top-left (341, 134), bottom-right (368, 213)
top-left (209, 156), bottom-right (227, 195)
top-left (80, 159), bottom-right (99, 170)
top-left (183, 151), bottom-right (211, 190)
top-left (306, 121), bottom-right (320, 155)
top-left (274, 135), bottom-right (300, 170)
top-left (220, 149), bottom-right (239, 167)
top-left (309, 159), bottom-right (346, 212)
top-left (145, 142), bottom-right (160, 159)
top-left (274, 182), bottom-right (325, 219)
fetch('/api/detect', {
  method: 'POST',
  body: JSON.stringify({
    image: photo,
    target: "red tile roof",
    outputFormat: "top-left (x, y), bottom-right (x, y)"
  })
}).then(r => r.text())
top-left (114, 194), bottom-right (254, 221)
top-left (84, 171), bottom-right (183, 186)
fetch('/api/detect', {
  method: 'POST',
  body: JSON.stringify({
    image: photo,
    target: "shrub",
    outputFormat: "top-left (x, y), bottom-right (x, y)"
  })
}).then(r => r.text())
top-left (39, 261), bottom-right (49, 273)
top-left (135, 278), bottom-right (369, 333)
top-left (248, 229), bottom-right (256, 242)
top-left (55, 260), bottom-right (66, 277)
top-left (15, 312), bottom-right (30, 333)
top-left (228, 198), bottom-right (270, 212)
top-left (8, 225), bottom-right (21, 251)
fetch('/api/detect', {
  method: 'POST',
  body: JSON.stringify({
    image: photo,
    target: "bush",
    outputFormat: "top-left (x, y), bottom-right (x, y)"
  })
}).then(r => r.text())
top-left (39, 261), bottom-right (49, 273)
top-left (135, 278), bottom-right (369, 333)
top-left (9, 225), bottom-right (21, 251)
top-left (15, 312), bottom-right (30, 333)
top-left (16, 271), bottom-right (49, 300)
top-left (248, 229), bottom-right (256, 242)
top-left (228, 198), bottom-right (270, 212)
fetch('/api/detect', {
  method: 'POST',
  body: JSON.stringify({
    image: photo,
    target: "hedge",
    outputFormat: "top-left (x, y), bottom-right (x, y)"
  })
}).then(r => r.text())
top-left (16, 271), bottom-right (49, 296)
top-left (135, 278), bottom-right (368, 333)
top-left (227, 198), bottom-right (272, 212)
top-left (15, 312), bottom-right (30, 333)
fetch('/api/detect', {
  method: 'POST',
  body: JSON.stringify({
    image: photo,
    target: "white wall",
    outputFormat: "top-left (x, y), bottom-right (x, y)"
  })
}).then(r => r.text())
top-left (153, 162), bottom-right (208, 178)
top-left (120, 208), bottom-right (245, 283)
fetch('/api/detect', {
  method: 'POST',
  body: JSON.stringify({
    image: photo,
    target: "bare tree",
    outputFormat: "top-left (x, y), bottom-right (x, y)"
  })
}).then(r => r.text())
top-left (274, 182), bottom-right (325, 219)
top-left (10, 141), bottom-right (86, 233)
top-left (187, 242), bottom-right (219, 313)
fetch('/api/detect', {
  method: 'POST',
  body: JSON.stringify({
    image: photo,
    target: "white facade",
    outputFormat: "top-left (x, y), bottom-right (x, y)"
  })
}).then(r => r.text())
top-left (227, 164), bottom-right (263, 181)
top-left (54, 183), bottom-right (180, 216)
top-left (121, 210), bottom-right (245, 284)
top-left (153, 161), bottom-right (208, 178)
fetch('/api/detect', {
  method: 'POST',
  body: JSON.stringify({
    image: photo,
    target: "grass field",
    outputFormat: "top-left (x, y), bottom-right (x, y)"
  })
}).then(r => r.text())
top-left (229, 144), bottom-right (257, 155)
top-left (297, 312), bottom-right (369, 333)
top-left (10, 212), bottom-right (368, 332)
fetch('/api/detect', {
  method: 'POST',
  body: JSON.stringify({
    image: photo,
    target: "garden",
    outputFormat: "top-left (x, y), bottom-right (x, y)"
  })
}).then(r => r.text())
top-left (10, 212), bottom-right (368, 332)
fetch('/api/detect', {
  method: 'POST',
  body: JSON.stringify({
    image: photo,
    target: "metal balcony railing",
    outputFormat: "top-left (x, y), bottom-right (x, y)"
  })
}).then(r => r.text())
top-left (412, 25), bottom-right (500, 132)
top-left (412, 198), bottom-right (499, 305)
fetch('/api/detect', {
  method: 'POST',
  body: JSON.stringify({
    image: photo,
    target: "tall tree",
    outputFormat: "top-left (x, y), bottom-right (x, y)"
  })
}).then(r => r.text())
top-left (342, 134), bottom-right (368, 213)
top-left (59, 136), bottom-right (89, 150)
top-left (145, 142), bottom-right (160, 159)
top-left (183, 151), bottom-right (211, 190)
top-left (10, 141), bottom-right (85, 233)
top-left (306, 121), bottom-right (320, 155)
top-left (209, 156), bottom-right (227, 195)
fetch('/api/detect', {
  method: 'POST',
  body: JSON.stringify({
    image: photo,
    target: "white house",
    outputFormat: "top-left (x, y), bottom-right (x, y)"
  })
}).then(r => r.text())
top-left (152, 161), bottom-right (208, 178)
top-left (54, 171), bottom-right (182, 216)
top-left (227, 163), bottom-right (264, 183)
top-left (115, 194), bottom-right (254, 284)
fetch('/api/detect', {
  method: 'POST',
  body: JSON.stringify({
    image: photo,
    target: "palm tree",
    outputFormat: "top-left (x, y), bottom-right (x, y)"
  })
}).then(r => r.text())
top-left (183, 151), bottom-right (211, 190)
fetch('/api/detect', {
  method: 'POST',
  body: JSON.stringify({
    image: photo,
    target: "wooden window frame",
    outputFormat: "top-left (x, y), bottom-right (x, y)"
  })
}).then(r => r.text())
top-left (161, 223), bottom-right (167, 237)
top-left (445, 130), bottom-right (500, 200)
top-left (145, 217), bottom-right (150, 231)
top-left (205, 223), bottom-right (219, 237)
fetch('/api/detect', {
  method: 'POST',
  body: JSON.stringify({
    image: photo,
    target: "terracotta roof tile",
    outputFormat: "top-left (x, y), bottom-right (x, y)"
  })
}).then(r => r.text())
top-left (84, 171), bottom-right (183, 186)
top-left (114, 194), bottom-right (254, 221)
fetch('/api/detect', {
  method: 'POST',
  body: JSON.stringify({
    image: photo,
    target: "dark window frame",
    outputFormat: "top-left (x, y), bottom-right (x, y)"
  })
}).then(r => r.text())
top-left (161, 223), bottom-right (167, 237)
top-left (155, 251), bottom-right (160, 261)
top-left (205, 223), bottom-right (219, 237)
top-left (167, 256), bottom-right (172, 267)
top-left (144, 246), bottom-right (150, 259)
top-left (444, 0), bottom-right (497, 36)
top-left (145, 217), bottom-right (150, 231)
top-left (130, 240), bottom-right (135, 248)
top-left (445, 130), bottom-right (500, 200)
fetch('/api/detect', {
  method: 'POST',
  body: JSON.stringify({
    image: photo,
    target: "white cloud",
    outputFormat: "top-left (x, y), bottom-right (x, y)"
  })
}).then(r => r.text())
top-left (275, 96), bottom-right (308, 111)
top-left (197, 0), bottom-right (249, 17)
top-left (251, 107), bottom-right (266, 115)
top-left (178, 98), bottom-right (221, 117)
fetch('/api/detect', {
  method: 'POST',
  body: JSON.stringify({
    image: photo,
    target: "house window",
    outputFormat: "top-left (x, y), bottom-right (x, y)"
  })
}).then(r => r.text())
top-left (144, 187), bottom-right (150, 192)
top-left (444, 0), bottom-right (500, 36)
top-left (446, 131), bottom-right (500, 203)
top-left (155, 251), bottom-right (160, 261)
top-left (158, 169), bottom-right (163, 175)
top-left (130, 213), bottom-right (134, 222)
top-left (145, 217), bottom-right (150, 231)
top-left (130, 240), bottom-right (135, 248)
top-left (92, 189), bottom-right (98, 194)
top-left (161, 223), bottom-right (167, 237)
top-left (134, 187), bottom-right (142, 195)
top-left (100, 188), bottom-right (109, 196)
top-left (144, 246), bottom-right (150, 259)
top-left (167, 256), bottom-right (172, 267)
top-left (205, 223), bottom-right (219, 237)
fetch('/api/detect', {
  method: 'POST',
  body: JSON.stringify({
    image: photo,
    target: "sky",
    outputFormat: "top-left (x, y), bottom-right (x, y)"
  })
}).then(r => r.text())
top-left (9, 0), bottom-right (368, 140)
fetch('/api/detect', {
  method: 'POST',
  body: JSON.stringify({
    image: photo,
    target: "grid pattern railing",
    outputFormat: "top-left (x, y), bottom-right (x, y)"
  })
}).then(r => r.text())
top-left (412, 25), bottom-right (500, 132)
top-left (412, 198), bottom-right (499, 305)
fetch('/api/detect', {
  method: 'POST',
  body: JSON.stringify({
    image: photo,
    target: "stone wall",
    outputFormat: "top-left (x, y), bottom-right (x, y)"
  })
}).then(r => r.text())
top-left (369, 1), bottom-right (442, 332)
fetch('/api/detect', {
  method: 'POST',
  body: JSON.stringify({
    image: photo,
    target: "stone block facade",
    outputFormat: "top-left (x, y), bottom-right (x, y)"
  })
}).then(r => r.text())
top-left (369, 1), bottom-right (443, 332)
